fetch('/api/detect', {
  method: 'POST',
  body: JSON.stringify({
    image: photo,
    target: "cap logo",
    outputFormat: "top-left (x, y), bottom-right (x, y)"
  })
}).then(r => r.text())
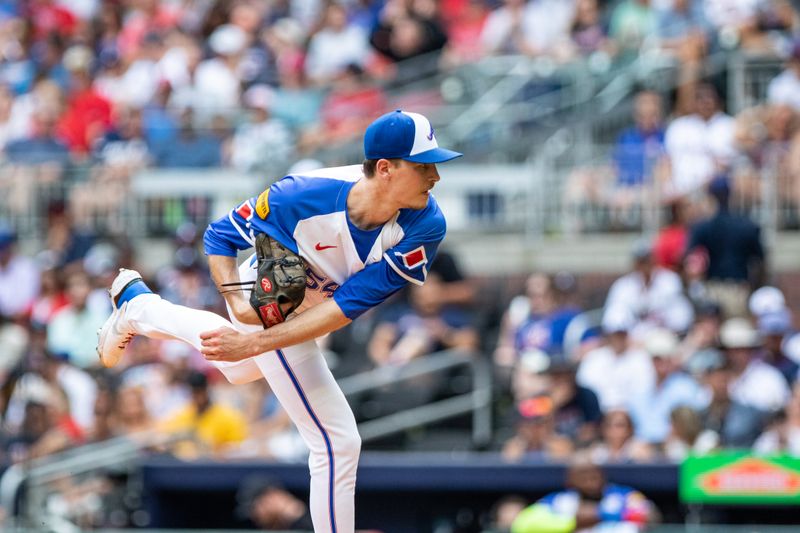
top-left (427, 125), bottom-right (434, 141)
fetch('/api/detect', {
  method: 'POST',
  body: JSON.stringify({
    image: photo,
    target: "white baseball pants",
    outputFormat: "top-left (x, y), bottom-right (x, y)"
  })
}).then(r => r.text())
top-left (122, 258), bottom-right (359, 533)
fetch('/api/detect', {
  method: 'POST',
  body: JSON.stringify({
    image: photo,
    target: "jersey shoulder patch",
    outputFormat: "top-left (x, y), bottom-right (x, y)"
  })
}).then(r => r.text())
top-left (255, 188), bottom-right (270, 219)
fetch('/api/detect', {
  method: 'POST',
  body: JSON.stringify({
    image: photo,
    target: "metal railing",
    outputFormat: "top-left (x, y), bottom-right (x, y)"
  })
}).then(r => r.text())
top-left (0, 432), bottom-right (178, 531)
top-left (339, 349), bottom-right (493, 447)
top-left (0, 349), bottom-right (492, 530)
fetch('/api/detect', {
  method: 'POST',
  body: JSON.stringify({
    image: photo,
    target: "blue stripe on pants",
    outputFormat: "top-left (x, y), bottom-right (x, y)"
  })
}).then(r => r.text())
top-left (275, 349), bottom-right (337, 533)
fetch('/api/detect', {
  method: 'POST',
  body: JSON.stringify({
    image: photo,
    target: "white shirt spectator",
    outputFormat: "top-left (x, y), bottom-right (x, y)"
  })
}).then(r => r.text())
top-left (604, 266), bottom-right (693, 333)
top-left (120, 59), bottom-right (161, 108)
top-left (0, 252), bottom-right (40, 317)
top-left (231, 119), bottom-right (293, 173)
top-left (305, 26), bottom-right (369, 83)
top-left (767, 69), bottom-right (800, 111)
top-left (481, 0), bottom-right (575, 56)
top-left (754, 426), bottom-right (800, 455)
top-left (577, 345), bottom-right (656, 410)
top-left (729, 358), bottom-right (790, 412)
top-left (56, 362), bottom-right (98, 431)
top-left (703, 0), bottom-right (759, 29)
top-left (47, 304), bottom-right (108, 369)
top-left (664, 111), bottom-right (736, 194)
top-left (192, 58), bottom-right (242, 118)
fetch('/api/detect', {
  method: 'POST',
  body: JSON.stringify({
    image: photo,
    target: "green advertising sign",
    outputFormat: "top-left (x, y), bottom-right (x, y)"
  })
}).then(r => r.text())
top-left (680, 452), bottom-right (800, 505)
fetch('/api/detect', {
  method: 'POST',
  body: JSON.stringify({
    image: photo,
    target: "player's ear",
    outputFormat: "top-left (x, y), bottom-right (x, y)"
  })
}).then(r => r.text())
top-left (375, 158), bottom-right (392, 178)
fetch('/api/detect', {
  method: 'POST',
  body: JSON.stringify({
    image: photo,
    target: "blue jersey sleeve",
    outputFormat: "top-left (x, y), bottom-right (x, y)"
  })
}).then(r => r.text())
top-left (334, 198), bottom-right (446, 319)
top-left (203, 199), bottom-right (257, 256)
top-left (382, 198), bottom-right (446, 286)
top-left (333, 261), bottom-right (407, 319)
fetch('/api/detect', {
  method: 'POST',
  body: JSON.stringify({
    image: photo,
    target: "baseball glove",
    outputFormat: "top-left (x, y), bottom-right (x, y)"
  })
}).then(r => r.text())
top-left (222, 234), bottom-right (307, 328)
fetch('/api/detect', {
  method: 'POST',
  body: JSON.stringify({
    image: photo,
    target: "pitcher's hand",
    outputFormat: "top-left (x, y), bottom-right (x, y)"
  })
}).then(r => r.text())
top-left (200, 327), bottom-right (258, 362)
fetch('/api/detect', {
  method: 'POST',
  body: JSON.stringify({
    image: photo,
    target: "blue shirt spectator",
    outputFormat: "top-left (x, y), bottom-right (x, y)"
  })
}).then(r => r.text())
top-left (612, 91), bottom-right (665, 187)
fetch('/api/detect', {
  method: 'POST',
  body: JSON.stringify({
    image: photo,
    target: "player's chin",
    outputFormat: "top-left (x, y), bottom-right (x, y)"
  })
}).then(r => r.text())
top-left (408, 193), bottom-right (430, 210)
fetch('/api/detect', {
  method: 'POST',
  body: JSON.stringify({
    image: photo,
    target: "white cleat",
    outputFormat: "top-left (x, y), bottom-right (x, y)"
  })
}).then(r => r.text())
top-left (96, 268), bottom-right (149, 368)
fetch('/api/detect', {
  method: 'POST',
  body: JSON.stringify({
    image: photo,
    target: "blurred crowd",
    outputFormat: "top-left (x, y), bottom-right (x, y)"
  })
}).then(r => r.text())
top-left (0, 0), bottom-right (796, 233)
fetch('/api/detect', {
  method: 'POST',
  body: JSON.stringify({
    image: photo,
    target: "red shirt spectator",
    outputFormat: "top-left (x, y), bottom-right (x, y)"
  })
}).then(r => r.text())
top-left (26, 0), bottom-right (77, 41)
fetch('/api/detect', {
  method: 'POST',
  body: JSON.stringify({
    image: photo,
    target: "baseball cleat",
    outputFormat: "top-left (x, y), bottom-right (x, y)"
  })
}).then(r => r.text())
top-left (96, 268), bottom-right (152, 368)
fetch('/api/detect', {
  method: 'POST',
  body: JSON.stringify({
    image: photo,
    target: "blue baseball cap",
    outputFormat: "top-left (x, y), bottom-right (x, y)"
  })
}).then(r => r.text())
top-left (364, 110), bottom-right (462, 163)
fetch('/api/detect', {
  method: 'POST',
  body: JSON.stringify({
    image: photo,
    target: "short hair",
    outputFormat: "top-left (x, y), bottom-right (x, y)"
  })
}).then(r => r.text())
top-left (362, 159), bottom-right (378, 177)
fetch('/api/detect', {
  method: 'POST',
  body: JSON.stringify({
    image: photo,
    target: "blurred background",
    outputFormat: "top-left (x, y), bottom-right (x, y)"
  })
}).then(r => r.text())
top-left (0, 0), bottom-right (800, 531)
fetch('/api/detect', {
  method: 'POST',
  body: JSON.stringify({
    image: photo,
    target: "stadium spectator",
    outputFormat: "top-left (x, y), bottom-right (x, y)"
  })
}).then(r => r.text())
top-left (486, 495), bottom-right (528, 532)
top-left (480, 0), bottom-right (575, 59)
top-left (193, 24), bottom-right (247, 120)
top-left (115, 385), bottom-right (155, 436)
top-left (427, 247), bottom-right (476, 308)
top-left (501, 395), bottom-right (574, 462)
top-left (721, 317), bottom-right (790, 412)
top-left (589, 408), bottom-right (655, 463)
top-left (686, 177), bottom-right (765, 317)
top-left (748, 286), bottom-right (797, 381)
top-left (603, 239), bottom-right (693, 335)
top-left (116, 0), bottom-right (180, 63)
top-left (767, 39), bottom-right (800, 111)
top-left (628, 328), bottom-right (705, 444)
top-left (732, 103), bottom-right (798, 207)
top-left (510, 454), bottom-right (658, 532)
top-left (25, 386), bottom-right (84, 459)
top-left (46, 268), bottom-right (108, 369)
top-left (4, 106), bottom-right (70, 165)
top-left (160, 371), bottom-right (248, 457)
top-left (236, 476), bottom-right (314, 531)
top-left (2, 400), bottom-right (49, 463)
top-left (300, 64), bottom-right (388, 155)
top-left (368, 273), bottom-right (478, 367)
top-left (440, 0), bottom-right (489, 66)
top-left (569, 0), bottom-right (613, 57)
top-left (663, 83), bottom-right (736, 196)
top-left (680, 302), bottom-right (724, 364)
top-left (609, 90), bottom-right (667, 220)
top-left (703, 0), bottom-right (761, 49)
top-left (663, 405), bottom-right (707, 461)
top-left (695, 347), bottom-right (766, 448)
top-left (654, 0), bottom-right (711, 115)
top-left (0, 85), bottom-right (24, 152)
top-left (494, 273), bottom-right (581, 369)
top-left (753, 384), bottom-right (800, 455)
top-left (0, 313), bottom-right (28, 383)
top-left (306, 4), bottom-right (370, 86)
top-left (39, 348), bottom-right (97, 433)
top-left (42, 201), bottom-right (95, 269)
top-left (87, 382), bottom-right (117, 443)
top-left (229, 84), bottom-right (293, 174)
top-left (609, 0), bottom-right (656, 55)
top-left (56, 45), bottom-right (113, 156)
top-left (0, 226), bottom-right (40, 318)
top-left (153, 107), bottom-right (222, 168)
top-left (653, 197), bottom-right (694, 271)
top-left (563, 90), bottom-right (667, 231)
top-left (576, 306), bottom-right (655, 411)
top-left (545, 358), bottom-right (602, 445)
top-left (369, 0), bottom-right (449, 78)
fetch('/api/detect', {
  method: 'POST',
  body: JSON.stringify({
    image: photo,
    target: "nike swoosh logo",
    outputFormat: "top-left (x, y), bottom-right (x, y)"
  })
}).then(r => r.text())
top-left (427, 127), bottom-right (435, 141)
top-left (315, 243), bottom-right (337, 251)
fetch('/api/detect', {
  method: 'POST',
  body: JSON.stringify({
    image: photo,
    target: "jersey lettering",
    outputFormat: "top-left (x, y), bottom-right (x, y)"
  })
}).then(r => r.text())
top-left (305, 267), bottom-right (338, 299)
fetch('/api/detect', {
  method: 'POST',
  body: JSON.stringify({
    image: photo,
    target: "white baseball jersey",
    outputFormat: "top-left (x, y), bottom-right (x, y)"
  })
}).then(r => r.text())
top-left (203, 164), bottom-right (446, 318)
